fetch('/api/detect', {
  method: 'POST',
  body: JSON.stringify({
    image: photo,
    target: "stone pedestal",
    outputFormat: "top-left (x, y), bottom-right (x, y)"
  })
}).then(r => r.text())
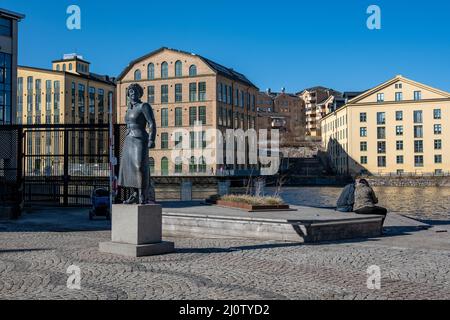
top-left (99, 204), bottom-right (174, 257)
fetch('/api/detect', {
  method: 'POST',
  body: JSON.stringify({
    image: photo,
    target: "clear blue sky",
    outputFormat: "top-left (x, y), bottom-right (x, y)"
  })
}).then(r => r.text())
top-left (3, 0), bottom-right (450, 93)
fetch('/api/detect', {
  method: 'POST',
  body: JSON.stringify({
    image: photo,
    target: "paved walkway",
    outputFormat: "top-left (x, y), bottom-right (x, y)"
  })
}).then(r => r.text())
top-left (1, 207), bottom-right (450, 300)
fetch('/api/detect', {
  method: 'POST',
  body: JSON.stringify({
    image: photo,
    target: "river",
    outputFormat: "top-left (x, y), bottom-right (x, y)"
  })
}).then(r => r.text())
top-left (273, 186), bottom-right (450, 221)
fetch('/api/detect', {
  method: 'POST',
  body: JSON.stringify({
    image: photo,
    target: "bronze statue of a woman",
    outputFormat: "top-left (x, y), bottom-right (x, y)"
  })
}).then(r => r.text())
top-left (118, 83), bottom-right (156, 204)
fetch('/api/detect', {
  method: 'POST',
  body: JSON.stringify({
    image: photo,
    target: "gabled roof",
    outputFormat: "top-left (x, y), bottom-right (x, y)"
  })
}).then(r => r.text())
top-left (347, 75), bottom-right (450, 104)
top-left (117, 47), bottom-right (258, 89)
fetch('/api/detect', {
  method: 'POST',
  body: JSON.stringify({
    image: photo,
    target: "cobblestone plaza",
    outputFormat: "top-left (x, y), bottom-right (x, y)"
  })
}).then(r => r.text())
top-left (1, 209), bottom-right (450, 300)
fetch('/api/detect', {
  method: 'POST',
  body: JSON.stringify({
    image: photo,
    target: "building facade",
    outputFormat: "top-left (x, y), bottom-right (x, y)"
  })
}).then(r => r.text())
top-left (321, 76), bottom-right (450, 176)
top-left (0, 8), bottom-right (24, 125)
top-left (116, 47), bottom-right (259, 176)
top-left (256, 89), bottom-right (306, 146)
top-left (18, 54), bottom-right (116, 174)
top-left (298, 86), bottom-right (342, 138)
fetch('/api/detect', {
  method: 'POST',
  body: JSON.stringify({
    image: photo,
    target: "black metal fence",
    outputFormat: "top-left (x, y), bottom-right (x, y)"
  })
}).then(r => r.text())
top-left (0, 124), bottom-right (112, 209)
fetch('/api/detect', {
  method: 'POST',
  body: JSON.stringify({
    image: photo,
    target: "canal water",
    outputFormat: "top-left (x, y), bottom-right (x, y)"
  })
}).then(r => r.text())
top-left (273, 186), bottom-right (450, 221)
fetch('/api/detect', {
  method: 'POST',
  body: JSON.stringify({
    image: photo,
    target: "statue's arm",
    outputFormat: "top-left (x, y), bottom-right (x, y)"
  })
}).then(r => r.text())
top-left (142, 103), bottom-right (156, 148)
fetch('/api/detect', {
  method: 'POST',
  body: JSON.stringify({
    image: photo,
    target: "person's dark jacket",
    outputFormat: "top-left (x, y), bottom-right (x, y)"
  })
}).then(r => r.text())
top-left (353, 182), bottom-right (378, 211)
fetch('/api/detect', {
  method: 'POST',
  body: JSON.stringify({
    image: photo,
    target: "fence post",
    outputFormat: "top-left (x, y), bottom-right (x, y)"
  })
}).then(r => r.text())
top-left (63, 129), bottom-right (69, 207)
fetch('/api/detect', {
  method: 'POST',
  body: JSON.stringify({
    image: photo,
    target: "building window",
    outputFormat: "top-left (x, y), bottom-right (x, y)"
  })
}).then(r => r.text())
top-left (175, 157), bottom-right (183, 173)
top-left (360, 127), bottom-right (367, 137)
top-left (161, 132), bottom-right (169, 149)
top-left (396, 141), bottom-right (404, 151)
top-left (189, 156), bottom-right (197, 173)
top-left (435, 169), bottom-right (443, 175)
top-left (189, 65), bottom-right (197, 77)
top-left (175, 84), bottom-right (182, 102)
top-left (189, 107), bottom-right (197, 126)
top-left (161, 157), bottom-right (169, 176)
top-left (434, 109), bottom-right (441, 120)
top-left (149, 157), bottom-right (155, 174)
top-left (78, 84), bottom-right (85, 123)
top-left (360, 156), bottom-right (368, 164)
top-left (435, 155), bottom-right (442, 164)
top-left (147, 86), bottom-right (155, 104)
top-left (396, 125), bottom-right (403, 136)
top-left (161, 62), bottom-right (169, 79)
top-left (395, 92), bottom-right (403, 101)
top-left (414, 140), bottom-right (423, 153)
top-left (434, 139), bottom-right (442, 150)
top-left (360, 142), bottom-right (367, 151)
top-left (396, 111), bottom-right (403, 121)
top-left (189, 83), bottom-right (197, 102)
top-left (413, 110), bottom-right (423, 124)
top-left (360, 113), bottom-right (367, 122)
top-left (175, 107), bottom-right (182, 127)
top-left (397, 155), bottom-right (404, 164)
top-left (148, 63), bottom-right (155, 80)
top-left (175, 61), bottom-right (182, 77)
top-left (414, 125), bottom-right (423, 138)
top-left (35, 79), bottom-right (42, 113)
top-left (377, 112), bottom-right (385, 125)
top-left (45, 80), bottom-right (52, 112)
top-left (434, 124), bottom-right (442, 135)
top-left (377, 93), bottom-right (384, 103)
top-left (175, 132), bottom-right (183, 149)
top-left (414, 91), bottom-right (422, 101)
top-left (134, 69), bottom-right (141, 81)
top-left (198, 82), bottom-right (206, 101)
top-left (378, 156), bottom-right (386, 167)
top-left (199, 156), bottom-right (207, 173)
top-left (0, 17), bottom-right (12, 37)
top-left (161, 108), bottom-right (168, 127)
top-left (415, 155), bottom-right (424, 167)
top-left (198, 106), bottom-right (206, 125)
top-left (377, 127), bottom-right (386, 139)
top-left (377, 141), bottom-right (386, 154)
top-left (190, 132), bottom-right (196, 149)
top-left (69, 63), bottom-right (73, 71)
top-left (161, 85), bottom-right (169, 104)
top-left (395, 83), bottom-right (403, 89)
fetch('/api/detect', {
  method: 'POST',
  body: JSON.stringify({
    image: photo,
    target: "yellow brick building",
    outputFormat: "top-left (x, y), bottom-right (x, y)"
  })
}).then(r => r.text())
top-left (116, 47), bottom-right (259, 176)
top-left (321, 75), bottom-right (450, 176)
top-left (17, 54), bottom-right (116, 174)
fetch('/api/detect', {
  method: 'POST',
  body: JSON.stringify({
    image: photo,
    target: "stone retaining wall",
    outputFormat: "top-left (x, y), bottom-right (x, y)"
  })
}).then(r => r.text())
top-left (362, 176), bottom-right (450, 187)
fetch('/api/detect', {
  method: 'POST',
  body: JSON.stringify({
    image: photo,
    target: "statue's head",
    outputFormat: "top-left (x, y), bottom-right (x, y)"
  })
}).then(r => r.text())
top-left (127, 83), bottom-right (144, 104)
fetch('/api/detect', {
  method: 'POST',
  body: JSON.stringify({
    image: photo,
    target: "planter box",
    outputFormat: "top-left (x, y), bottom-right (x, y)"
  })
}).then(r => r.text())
top-left (216, 200), bottom-right (290, 212)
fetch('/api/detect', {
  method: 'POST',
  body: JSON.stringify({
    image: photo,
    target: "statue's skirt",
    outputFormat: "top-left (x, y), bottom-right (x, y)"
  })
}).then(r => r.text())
top-left (118, 134), bottom-right (149, 189)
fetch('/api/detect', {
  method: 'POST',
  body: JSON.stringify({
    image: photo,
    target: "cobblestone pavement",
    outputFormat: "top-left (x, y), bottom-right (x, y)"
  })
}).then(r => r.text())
top-left (1, 209), bottom-right (450, 300)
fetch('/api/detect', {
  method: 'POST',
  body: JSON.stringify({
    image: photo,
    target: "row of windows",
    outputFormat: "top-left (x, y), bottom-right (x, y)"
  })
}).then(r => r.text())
top-left (376, 89), bottom-right (422, 103)
top-left (217, 107), bottom-right (256, 129)
top-left (361, 155), bottom-right (442, 167)
top-left (360, 124), bottom-right (442, 137)
top-left (158, 106), bottom-right (207, 128)
top-left (159, 131), bottom-right (208, 150)
top-left (360, 109), bottom-right (441, 124)
top-left (217, 82), bottom-right (256, 111)
top-left (151, 156), bottom-right (208, 175)
top-left (360, 139), bottom-right (443, 153)
top-left (134, 61), bottom-right (197, 81)
top-left (146, 82), bottom-right (207, 104)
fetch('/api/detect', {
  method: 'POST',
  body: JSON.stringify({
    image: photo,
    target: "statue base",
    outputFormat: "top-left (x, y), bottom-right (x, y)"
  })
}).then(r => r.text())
top-left (99, 204), bottom-right (174, 257)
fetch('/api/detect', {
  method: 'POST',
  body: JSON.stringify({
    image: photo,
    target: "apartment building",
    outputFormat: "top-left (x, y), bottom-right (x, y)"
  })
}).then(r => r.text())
top-left (116, 47), bottom-right (259, 176)
top-left (298, 86), bottom-right (342, 138)
top-left (256, 89), bottom-right (306, 146)
top-left (18, 54), bottom-right (116, 174)
top-left (321, 75), bottom-right (450, 176)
